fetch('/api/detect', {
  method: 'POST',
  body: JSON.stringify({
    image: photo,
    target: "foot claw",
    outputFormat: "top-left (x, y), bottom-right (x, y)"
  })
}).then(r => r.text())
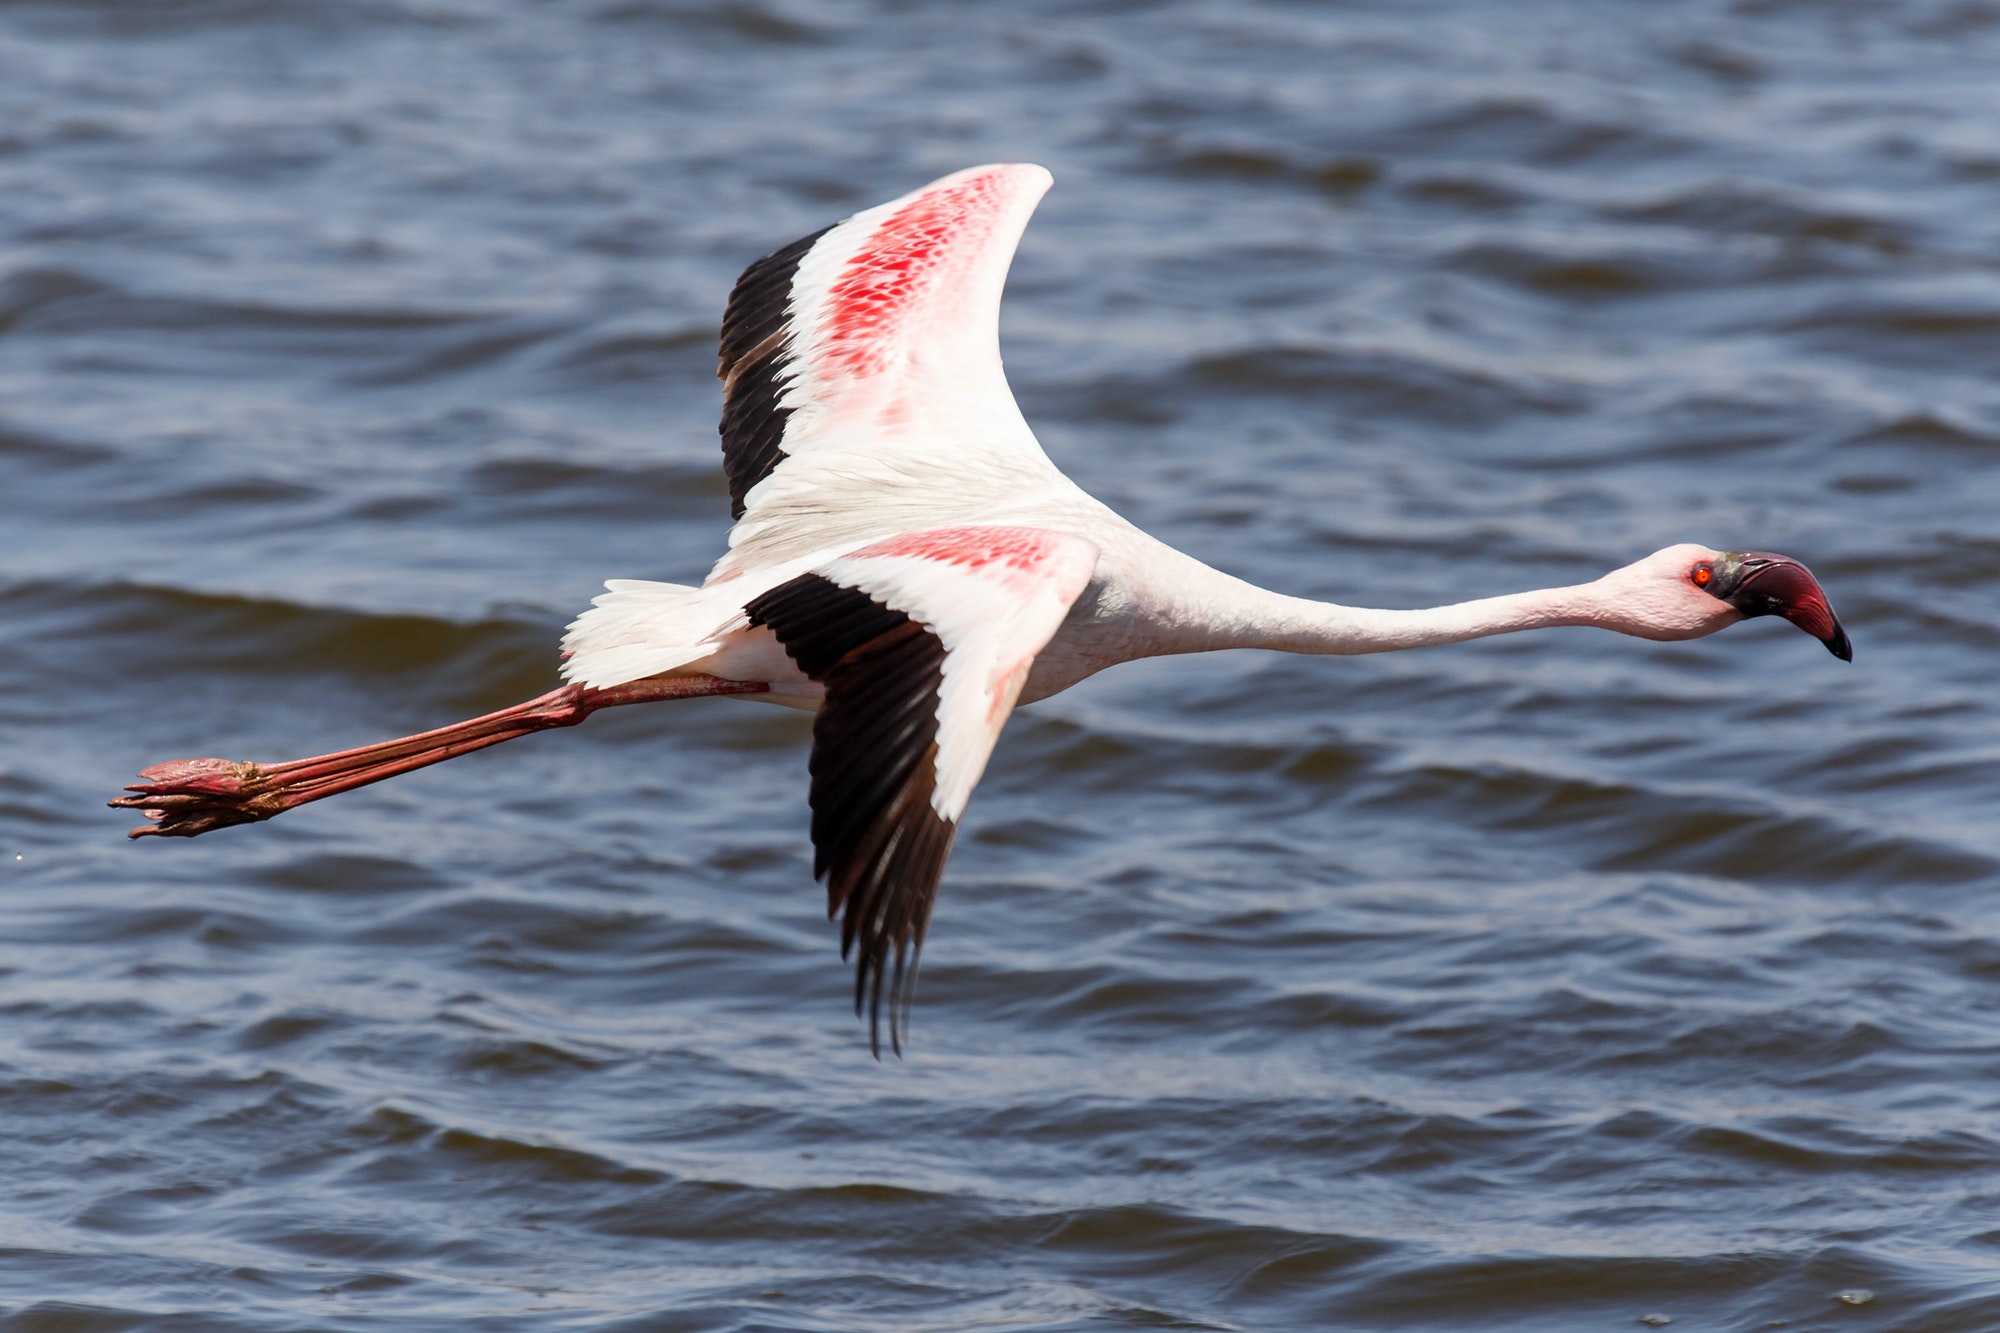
top-left (110, 759), bottom-right (284, 838)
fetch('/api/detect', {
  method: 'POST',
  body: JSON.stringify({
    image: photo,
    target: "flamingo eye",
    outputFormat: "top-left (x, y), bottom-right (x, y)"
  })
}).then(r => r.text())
top-left (1691, 563), bottom-right (1713, 587)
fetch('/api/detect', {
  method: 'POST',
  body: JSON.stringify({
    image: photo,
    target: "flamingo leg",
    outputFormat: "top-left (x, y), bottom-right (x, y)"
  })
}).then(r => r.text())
top-left (109, 676), bottom-right (770, 839)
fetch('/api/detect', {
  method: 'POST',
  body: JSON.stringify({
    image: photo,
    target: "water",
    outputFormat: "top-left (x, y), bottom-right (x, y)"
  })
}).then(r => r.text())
top-left (5, 1), bottom-right (2000, 1328)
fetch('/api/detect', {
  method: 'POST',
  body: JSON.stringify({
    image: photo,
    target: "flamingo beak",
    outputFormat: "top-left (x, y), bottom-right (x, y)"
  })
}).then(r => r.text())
top-left (1708, 551), bottom-right (1852, 661)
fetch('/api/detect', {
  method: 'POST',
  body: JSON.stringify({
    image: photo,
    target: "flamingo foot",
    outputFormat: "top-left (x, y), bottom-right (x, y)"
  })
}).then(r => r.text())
top-left (112, 758), bottom-right (292, 838)
top-left (111, 676), bottom-right (769, 839)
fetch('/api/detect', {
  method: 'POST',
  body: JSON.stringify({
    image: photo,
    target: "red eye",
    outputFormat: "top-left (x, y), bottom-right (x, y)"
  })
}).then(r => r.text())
top-left (1692, 564), bottom-right (1712, 587)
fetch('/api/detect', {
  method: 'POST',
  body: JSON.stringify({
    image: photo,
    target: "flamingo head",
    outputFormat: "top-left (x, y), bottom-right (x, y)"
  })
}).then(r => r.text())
top-left (1592, 543), bottom-right (1852, 660)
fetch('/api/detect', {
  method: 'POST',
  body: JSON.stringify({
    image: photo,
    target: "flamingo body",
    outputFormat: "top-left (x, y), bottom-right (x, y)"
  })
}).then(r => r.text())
top-left (117, 164), bottom-right (1851, 1054)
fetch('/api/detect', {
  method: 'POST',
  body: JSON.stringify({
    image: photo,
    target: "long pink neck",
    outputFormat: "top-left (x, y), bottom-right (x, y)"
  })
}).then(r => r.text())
top-left (1162, 565), bottom-right (1604, 658)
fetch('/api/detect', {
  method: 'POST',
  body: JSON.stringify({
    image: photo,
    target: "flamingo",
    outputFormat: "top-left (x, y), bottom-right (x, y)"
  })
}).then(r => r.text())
top-left (113, 164), bottom-right (1852, 1054)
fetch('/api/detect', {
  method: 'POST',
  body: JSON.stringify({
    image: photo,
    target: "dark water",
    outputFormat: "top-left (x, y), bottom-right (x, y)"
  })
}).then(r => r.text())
top-left (5, 1), bottom-right (2000, 1328)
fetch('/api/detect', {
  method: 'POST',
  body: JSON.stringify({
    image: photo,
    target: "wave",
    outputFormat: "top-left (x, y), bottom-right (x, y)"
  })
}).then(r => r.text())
top-left (1447, 238), bottom-right (1695, 299)
top-left (1000, 706), bottom-right (1994, 894)
top-left (1605, 179), bottom-right (1915, 255)
top-left (1839, 408), bottom-right (2000, 452)
top-left (1777, 287), bottom-right (2000, 372)
top-left (589, 0), bottom-right (833, 45)
top-left (1139, 139), bottom-right (1384, 199)
top-left (0, 0), bottom-right (476, 37)
top-left (2, 577), bottom-right (556, 693)
top-left (0, 418), bottom-right (116, 470)
top-left (1051, 340), bottom-right (1586, 429)
top-left (1363, 757), bottom-right (1996, 890)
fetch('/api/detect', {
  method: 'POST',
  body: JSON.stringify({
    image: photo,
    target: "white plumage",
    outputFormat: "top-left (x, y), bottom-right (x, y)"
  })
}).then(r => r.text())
top-left (116, 163), bottom-right (1851, 1055)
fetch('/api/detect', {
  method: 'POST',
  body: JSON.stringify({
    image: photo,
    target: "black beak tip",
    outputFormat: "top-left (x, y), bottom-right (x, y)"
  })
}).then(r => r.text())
top-left (1825, 625), bottom-right (1853, 663)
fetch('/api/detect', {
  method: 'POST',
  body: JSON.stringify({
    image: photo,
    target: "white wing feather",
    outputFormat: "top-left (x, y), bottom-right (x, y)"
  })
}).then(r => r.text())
top-left (818, 525), bottom-right (1100, 819)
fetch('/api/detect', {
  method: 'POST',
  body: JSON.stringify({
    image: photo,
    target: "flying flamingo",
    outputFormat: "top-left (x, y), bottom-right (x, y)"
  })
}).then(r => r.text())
top-left (113, 164), bottom-right (1851, 1053)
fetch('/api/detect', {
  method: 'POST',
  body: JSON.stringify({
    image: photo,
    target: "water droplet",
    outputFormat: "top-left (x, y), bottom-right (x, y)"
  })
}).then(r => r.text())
top-left (1639, 1316), bottom-right (1673, 1328)
top-left (1835, 1289), bottom-right (1875, 1306)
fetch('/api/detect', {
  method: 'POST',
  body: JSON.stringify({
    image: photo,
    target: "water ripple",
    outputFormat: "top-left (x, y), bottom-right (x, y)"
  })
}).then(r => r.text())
top-left (5, 0), bottom-right (1998, 1328)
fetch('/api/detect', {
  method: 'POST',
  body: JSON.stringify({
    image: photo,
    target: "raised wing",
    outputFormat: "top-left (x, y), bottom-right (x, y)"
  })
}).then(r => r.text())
top-left (744, 524), bottom-right (1098, 1055)
top-left (716, 164), bottom-right (1058, 527)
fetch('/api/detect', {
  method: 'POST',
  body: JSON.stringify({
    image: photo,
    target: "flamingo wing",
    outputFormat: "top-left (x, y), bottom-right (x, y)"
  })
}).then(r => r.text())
top-left (716, 164), bottom-right (1064, 564)
top-left (745, 523), bottom-right (1098, 1054)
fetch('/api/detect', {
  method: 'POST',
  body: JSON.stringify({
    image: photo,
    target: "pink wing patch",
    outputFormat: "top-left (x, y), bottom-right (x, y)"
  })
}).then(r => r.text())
top-left (852, 524), bottom-right (1070, 577)
top-left (818, 168), bottom-right (1016, 378)
top-left (717, 164), bottom-right (1056, 536)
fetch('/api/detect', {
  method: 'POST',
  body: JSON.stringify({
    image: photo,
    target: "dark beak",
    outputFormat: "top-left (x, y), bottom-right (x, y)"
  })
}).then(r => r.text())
top-left (1709, 551), bottom-right (1852, 661)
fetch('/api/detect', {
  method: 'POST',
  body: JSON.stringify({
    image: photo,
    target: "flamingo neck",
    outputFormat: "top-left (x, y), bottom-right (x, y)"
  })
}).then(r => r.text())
top-left (1170, 568), bottom-right (1604, 658)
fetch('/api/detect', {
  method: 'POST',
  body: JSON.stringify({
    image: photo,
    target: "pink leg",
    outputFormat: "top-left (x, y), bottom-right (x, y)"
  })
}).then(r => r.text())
top-left (110, 676), bottom-right (770, 839)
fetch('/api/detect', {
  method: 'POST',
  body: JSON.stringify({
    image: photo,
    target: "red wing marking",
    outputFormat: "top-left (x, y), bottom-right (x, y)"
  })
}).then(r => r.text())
top-left (820, 171), bottom-right (1008, 377)
top-left (851, 524), bottom-right (1068, 575)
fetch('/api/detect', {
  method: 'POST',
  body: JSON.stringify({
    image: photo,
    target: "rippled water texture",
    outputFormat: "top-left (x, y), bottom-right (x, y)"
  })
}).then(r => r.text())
top-left (6, 1), bottom-right (2000, 1329)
